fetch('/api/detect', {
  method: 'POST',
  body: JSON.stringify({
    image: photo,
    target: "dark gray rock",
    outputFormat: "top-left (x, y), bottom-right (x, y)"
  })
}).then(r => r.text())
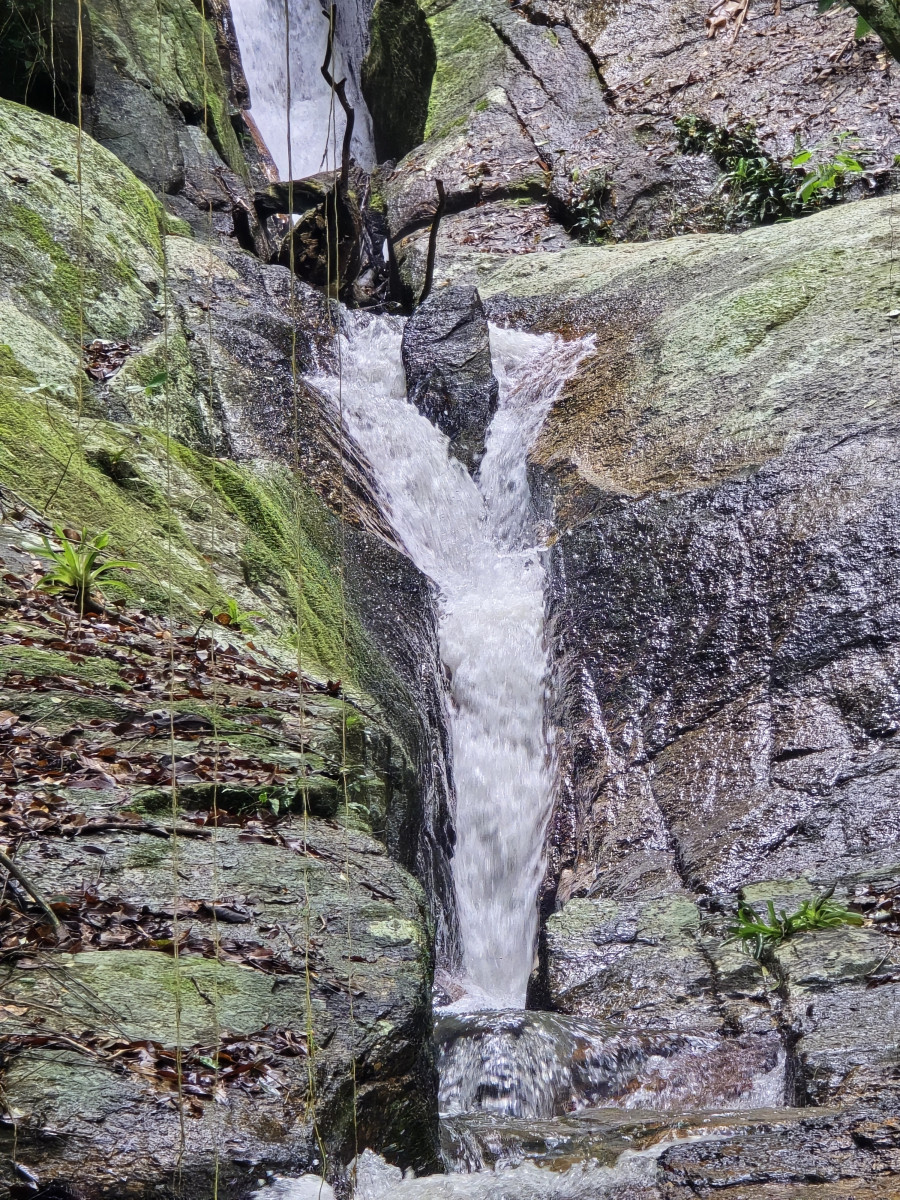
top-left (361, 0), bottom-right (437, 162)
top-left (464, 197), bottom-right (900, 906)
top-left (658, 1107), bottom-right (900, 1197)
top-left (401, 285), bottom-right (499, 473)
top-left (456, 197), bottom-right (900, 1126)
top-left (0, 815), bottom-right (439, 1197)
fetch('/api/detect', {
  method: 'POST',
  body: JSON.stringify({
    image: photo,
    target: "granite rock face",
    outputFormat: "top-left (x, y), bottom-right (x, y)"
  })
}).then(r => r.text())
top-left (444, 197), bottom-right (900, 1118)
top-left (376, 0), bottom-right (898, 294)
top-left (401, 285), bottom-right (499, 474)
top-left (1, 815), bottom-right (437, 1196)
top-left (0, 94), bottom-right (451, 1194)
top-left (466, 197), bottom-right (900, 906)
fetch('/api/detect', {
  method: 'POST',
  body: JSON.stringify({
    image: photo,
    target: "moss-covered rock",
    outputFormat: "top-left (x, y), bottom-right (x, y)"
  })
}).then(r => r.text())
top-left (0, 93), bottom-right (450, 1191)
top-left (361, 0), bottom-right (436, 161)
top-left (1, 816), bottom-right (438, 1195)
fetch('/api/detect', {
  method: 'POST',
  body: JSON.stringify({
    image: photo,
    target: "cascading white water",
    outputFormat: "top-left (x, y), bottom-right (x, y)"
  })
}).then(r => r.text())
top-left (230, 0), bottom-right (374, 178)
top-left (314, 313), bottom-right (591, 1007)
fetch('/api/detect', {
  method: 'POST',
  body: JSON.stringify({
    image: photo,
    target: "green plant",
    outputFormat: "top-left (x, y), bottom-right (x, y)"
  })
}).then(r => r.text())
top-left (727, 887), bottom-right (864, 959)
top-left (206, 596), bottom-right (264, 634)
top-left (791, 131), bottom-right (866, 204)
top-left (675, 116), bottom-right (870, 226)
top-left (258, 790), bottom-right (280, 816)
top-left (35, 527), bottom-right (139, 615)
top-left (675, 116), bottom-right (797, 223)
top-left (125, 370), bottom-right (169, 399)
top-left (569, 168), bottom-right (612, 244)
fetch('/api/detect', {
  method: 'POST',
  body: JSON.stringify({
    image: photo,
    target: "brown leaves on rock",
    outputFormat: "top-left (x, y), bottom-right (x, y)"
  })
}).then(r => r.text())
top-left (0, 1026), bottom-right (307, 1114)
top-left (83, 340), bottom-right (134, 382)
top-left (0, 885), bottom-right (296, 974)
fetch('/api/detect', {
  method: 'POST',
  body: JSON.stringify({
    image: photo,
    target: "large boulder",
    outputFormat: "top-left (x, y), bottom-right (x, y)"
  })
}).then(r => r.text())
top-left (0, 95), bottom-right (452, 1193)
top-left (401, 285), bottom-right (499, 473)
top-left (453, 194), bottom-right (900, 1115)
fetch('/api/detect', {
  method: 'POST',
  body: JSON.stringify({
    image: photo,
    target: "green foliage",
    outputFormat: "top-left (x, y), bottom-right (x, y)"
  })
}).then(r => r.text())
top-left (206, 595), bottom-right (265, 635)
top-left (727, 887), bottom-right (864, 959)
top-left (125, 370), bottom-right (169, 398)
top-left (569, 168), bottom-right (612, 244)
top-left (675, 116), bottom-right (796, 223)
top-left (675, 116), bottom-right (869, 226)
top-left (791, 131), bottom-right (865, 203)
top-left (35, 527), bottom-right (139, 614)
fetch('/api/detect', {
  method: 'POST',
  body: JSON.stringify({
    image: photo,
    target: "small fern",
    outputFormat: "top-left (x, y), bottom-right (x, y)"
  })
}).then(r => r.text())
top-left (206, 596), bottom-right (265, 634)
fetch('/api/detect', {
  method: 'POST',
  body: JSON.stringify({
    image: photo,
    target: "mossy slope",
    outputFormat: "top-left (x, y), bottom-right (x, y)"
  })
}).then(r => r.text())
top-left (0, 96), bottom-right (381, 689)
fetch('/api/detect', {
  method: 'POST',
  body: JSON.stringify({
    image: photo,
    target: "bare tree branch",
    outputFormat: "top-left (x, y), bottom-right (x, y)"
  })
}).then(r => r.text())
top-left (418, 179), bottom-right (446, 306)
top-left (321, 6), bottom-right (355, 191)
top-left (0, 847), bottom-right (62, 937)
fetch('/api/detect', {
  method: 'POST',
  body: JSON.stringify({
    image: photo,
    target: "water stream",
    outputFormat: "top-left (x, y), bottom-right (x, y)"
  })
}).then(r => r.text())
top-left (314, 315), bottom-right (590, 1008)
top-left (230, 0), bottom-right (374, 178)
top-left (231, 10), bottom-right (789, 1193)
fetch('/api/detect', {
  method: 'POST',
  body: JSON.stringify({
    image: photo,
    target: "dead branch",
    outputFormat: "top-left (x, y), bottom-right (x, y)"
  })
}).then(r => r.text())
top-left (0, 847), bottom-right (62, 937)
top-left (320, 6), bottom-right (355, 191)
top-left (418, 179), bottom-right (446, 306)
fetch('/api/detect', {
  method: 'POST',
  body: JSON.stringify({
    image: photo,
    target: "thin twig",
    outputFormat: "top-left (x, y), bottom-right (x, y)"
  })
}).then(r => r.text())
top-left (729, 0), bottom-right (751, 45)
top-left (418, 179), bottom-right (446, 306)
top-left (0, 848), bottom-right (62, 937)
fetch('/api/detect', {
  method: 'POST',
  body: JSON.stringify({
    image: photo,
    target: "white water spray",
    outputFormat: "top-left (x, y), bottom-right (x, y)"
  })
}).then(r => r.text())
top-left (314, 314), bottom-right (590, 1007)
top-left (230, 0), bottom-right (374, 178)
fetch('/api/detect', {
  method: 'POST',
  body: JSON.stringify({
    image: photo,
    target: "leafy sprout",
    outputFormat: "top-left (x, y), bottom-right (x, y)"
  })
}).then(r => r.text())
top-left (726, 886), bottom-right (864, 959)
top-left (206, 596), bottom-right (265, 635)
top-left (791, 132), bottom-right (866, 204)
top-left (35, 527), bottom-right (139, 615)
top-left (568, 169), bottom-right (613, 244)
top-left (125, 370), bottom-right (169, 398)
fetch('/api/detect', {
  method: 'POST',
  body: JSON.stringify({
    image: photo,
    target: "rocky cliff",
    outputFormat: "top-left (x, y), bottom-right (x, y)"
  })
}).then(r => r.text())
top-left (0, 3), bottom-right (452, 1187)
top-left (1, 0), bottom-right (900, 1194)
top-left (476, 197), bottom-right (900, 1163)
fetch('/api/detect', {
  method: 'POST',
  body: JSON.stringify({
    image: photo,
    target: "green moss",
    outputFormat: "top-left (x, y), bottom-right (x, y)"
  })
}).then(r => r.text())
top-left (124, 842), bottom-right (170, 868)
top-left (423, 0), bottom-right (505, 142)
top-left (84, 0), bottom-right (247, 177)
top-left (0, 344), bottom-right (37, 382)
top-left (6, 204), bottom-right (85, 338)
top-left (362, 0), bottom-right (436, 161)
top-left (0, 645), bottom-right (125, 687)
top-left (169, 443), bottom-right (371, 683)
top-left (0, 99), bottom-right (165, 341)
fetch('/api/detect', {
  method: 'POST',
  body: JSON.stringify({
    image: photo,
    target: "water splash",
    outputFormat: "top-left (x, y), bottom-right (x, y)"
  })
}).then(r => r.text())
top-left (231, 0), bottom-right (374, 178)
top-left (314, 314), bottom-right (591, 1006)
top-left (352, 1135), bottom-right (716, 1200)
top-left (436, 1010), bottom-right (785, 1124)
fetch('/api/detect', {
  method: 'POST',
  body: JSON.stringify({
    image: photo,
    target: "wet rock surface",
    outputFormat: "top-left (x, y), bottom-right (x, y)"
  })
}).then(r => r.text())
top-left (402, 286), bottom-right (499, 473)
top-left (0, 505), bottom-right (442, 1195)
top-left (376, 0), bottom-right (899, 293)
top-left (436, 1009), bottom-right (782, 1119)
top-left (465, 196), bottom-right (900, 909)
top-left (438, 196), bottom-right (900, 1178)
top-left (0, 92), bottom-right (450, 1195)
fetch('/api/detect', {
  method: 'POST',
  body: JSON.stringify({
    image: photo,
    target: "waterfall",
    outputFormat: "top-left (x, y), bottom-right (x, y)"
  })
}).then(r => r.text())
top-left (313, 314), bottom-right (591, 1007)
top-left (230, 0), bottom-right (374, 178)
